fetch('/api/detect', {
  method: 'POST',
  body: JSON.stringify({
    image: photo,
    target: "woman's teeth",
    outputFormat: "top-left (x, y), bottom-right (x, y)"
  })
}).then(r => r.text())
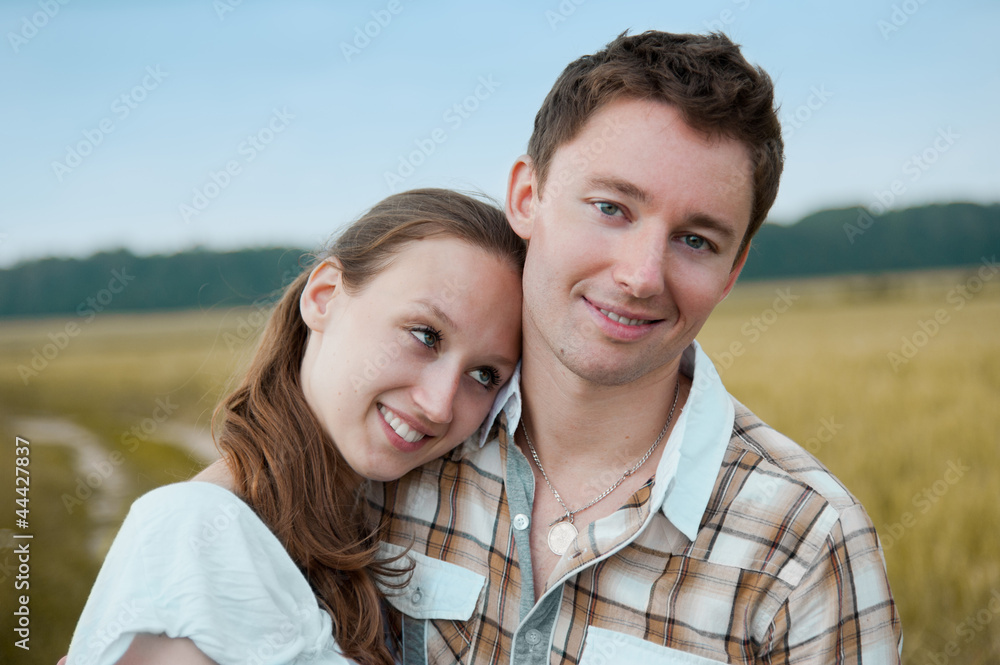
top-left (378, 405), bottom-right (426, 443)
top-left (600, 309), bottom-right (647, 326)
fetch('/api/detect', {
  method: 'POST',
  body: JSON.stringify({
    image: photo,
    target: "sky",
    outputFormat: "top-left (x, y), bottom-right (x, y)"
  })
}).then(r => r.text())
top-left (1, 0), bottom-right (997, 267)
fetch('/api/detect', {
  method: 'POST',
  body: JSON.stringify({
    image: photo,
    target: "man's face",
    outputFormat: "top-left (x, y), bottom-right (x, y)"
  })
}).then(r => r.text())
top-left (506, 98), bottom-right (754, 387)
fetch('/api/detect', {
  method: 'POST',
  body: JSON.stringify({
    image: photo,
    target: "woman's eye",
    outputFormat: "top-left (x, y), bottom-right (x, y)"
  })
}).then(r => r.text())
top-left (682, 234), bottom-right (709, 251)
top-left (410, 328), bottom-right (439, 348)
top-left (595, 201), bottom-right (622, 217)
top-left (469, 367), bottom-right (499, 388)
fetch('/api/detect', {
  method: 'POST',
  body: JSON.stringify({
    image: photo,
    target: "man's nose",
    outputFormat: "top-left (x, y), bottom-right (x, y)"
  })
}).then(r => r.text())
top-left (612, 231), bottom-right (667, 299)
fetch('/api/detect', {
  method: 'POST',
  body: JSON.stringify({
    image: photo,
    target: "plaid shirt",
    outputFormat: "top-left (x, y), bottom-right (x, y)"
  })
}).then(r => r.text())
top-left (375, 343), bottom-right (902, 664)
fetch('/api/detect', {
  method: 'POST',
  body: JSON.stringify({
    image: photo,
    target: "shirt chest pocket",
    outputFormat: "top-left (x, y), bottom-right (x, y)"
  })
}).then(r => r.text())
top-left (380, 546), bottom-right (486, 621)
top-left (579, 627), bottom-right (727, 665)
top-left (380, 545), bottom-right (486, 665)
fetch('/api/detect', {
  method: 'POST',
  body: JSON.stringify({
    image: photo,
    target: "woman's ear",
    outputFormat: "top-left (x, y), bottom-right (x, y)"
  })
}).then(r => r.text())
top-left (300, 260), bottom-right (343, 333)
top-left (505, 155), bottom-right (537, 241)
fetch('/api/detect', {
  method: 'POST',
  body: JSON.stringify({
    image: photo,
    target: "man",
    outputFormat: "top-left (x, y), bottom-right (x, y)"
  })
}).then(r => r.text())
top-left (378, 31), bottom-right (901, 663)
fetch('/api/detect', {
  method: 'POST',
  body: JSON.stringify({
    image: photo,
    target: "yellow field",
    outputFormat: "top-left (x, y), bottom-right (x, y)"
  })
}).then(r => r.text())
top-left (1, 269), bottom-right (998, 663)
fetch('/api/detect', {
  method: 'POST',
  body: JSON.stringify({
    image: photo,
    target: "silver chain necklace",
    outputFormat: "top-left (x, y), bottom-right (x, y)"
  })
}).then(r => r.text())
top-left (521, 379), bottom-right (681, 556)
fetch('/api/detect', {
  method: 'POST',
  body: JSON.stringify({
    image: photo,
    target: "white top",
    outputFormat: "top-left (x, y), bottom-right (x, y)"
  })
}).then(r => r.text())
top-left (67, 481), bottom-right (353, 665)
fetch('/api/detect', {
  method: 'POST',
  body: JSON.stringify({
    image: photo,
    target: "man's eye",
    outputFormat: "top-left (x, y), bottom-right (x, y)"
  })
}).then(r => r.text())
top-left (468, 367), bottom-right (500, 388)
top-left (682, 235), bottom-right (708, 250)
top-left (410, 327), bottom-right (440, 348)
top-left (595, 202), bottom-right (622, 217)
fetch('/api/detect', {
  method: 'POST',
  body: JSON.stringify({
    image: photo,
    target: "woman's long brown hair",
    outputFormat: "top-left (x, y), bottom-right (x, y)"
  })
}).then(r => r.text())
top-left (212, 189), bottom-right (525, 665)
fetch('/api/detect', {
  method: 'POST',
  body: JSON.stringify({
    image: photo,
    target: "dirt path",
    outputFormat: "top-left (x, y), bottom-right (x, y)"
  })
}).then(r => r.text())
top-left (10, 415), bottom-right (219, 556)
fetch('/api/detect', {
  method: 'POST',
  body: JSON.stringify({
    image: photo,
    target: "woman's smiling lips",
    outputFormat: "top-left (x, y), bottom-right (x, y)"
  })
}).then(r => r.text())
top-left (377, 404), bottom-right (434, 452)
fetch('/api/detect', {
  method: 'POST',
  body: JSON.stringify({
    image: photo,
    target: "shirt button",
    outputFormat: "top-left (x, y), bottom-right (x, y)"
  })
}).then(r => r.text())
top-left (512, 514), bottom-right (530, 530)
top-left (410, 588), bottom-right (423, 604)
top-left (525, 628), bottom-right (542, 646)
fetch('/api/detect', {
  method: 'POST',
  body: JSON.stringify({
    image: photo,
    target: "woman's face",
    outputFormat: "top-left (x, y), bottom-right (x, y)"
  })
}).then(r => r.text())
top-left (299, 236), bottom-right (522, 481)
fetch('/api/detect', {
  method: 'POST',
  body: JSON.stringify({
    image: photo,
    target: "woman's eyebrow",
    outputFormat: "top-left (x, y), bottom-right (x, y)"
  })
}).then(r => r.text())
top-left (413, 299), bottom-right (455, 328)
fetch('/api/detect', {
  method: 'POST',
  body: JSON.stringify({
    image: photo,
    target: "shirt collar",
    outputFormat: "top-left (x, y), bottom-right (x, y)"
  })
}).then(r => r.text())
top-left (653, 341), bottom-right (735, 541)
top-left (467, 343), bottom-right (733, 541)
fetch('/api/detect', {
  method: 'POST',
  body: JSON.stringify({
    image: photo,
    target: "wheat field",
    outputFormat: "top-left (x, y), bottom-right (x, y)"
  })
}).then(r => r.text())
top-left (1, 269), bottom-right (998, 663)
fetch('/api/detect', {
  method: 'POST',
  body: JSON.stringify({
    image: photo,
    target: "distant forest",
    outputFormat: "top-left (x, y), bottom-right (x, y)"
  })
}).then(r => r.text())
top-left (2, 202), bottom-right (998, 318)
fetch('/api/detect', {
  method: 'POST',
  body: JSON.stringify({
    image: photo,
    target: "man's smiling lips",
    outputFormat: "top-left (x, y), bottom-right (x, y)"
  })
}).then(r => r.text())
top-left (583, 297), bottom-right (664, 339)
top-left (598, 308), bottom-right (650, 326)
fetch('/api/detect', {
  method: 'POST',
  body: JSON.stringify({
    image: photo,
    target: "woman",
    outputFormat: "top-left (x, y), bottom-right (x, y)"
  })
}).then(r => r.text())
top-left (65, 189), bottom-right (524, 665)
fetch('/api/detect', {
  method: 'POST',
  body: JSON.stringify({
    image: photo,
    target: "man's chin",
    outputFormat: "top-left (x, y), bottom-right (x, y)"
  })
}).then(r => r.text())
top-left (557, 348), bottom-right (671, 388)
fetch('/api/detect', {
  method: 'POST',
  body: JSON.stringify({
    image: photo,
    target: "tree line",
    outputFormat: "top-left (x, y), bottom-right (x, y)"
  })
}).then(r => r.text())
top-left (2, 203), bottom-right (997, 319)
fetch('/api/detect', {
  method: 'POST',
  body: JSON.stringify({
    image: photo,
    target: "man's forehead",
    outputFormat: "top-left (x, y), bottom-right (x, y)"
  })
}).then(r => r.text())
top-left (552, 98), bottom-right (751, 167)
top-left (554, 100), bottom-right (752, 193)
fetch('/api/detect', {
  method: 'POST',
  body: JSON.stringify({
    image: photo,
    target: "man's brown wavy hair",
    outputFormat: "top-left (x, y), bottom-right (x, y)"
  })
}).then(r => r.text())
top-left (212, 189), bottom-right (525, 665)
top-left (527, 30), bottom-right (784, 257)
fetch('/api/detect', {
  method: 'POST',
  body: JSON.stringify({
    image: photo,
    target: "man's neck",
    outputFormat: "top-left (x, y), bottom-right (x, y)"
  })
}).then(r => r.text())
top-left (517, 338), bottom-right (689, 487)
top-left (515, 336), bottom-right (692, 600)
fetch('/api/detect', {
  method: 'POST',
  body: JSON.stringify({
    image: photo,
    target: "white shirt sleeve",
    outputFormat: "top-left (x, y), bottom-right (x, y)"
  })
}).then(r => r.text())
top-left (67, 481), bottom-right (353, 665)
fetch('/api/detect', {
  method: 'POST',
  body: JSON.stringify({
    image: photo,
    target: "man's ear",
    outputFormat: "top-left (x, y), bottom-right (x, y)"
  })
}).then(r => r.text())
top-left (721, 243), bottom-right (750, 301)
top-left (505, 155), bottom-right (537, 241)
top-left (300, 260), bottom-right (343, 333)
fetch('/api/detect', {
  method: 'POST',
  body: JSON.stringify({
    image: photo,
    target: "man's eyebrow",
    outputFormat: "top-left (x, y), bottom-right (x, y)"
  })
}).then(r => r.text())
top-left (414, 299), bottom-right (456, 329)
top-left (585, 176), bottom-right (652, 205)
top-left (686, 213), bottom-right (740, 242)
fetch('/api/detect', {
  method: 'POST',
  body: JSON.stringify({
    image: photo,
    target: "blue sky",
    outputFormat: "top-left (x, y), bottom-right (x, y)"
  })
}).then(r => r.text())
top-left (1, 0), bottom-right (997, 267)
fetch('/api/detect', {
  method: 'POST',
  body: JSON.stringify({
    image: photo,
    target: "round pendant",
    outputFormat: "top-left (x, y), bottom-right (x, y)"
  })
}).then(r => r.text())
top-left (547, 520), bottom-right (578, 556)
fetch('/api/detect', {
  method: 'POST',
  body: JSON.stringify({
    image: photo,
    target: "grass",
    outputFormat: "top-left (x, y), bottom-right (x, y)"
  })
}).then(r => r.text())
top-left (1, 269), bottom-right (997, 663)
top-left (698, 270), bottom-right (1000, 662)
